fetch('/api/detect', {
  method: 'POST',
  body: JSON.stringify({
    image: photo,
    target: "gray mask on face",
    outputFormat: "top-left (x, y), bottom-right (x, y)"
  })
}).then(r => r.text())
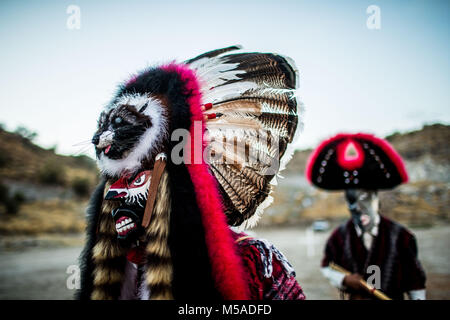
top-left (345, 189), bottom-right (379, 233)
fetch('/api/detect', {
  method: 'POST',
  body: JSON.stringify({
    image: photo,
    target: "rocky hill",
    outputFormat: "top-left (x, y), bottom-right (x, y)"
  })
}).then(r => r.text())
top-left (260, 123), bottom-right (450, 228)
top-left (0, 123), bottom-right (448, 235)
top-left (0, 127), bottom-right (98, 235)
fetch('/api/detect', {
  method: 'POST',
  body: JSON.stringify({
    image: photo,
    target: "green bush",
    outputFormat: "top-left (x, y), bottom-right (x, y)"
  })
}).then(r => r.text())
top-left (0, 152), bottom-right (8, 168)
top-left (0, 183), bottom-right (8, 203)
top-left (13, 191), bottom-right (26, 204)
top-left (4, 198), bottom-right (21, 215)
top-left (0, 183), bottom-right (26, 215)
top-left (38, 162), bottom-right (66, 186)
top-left (72, 178), bottom-right (91, 198)
top-left (14, 125), bottom-right (38, 142)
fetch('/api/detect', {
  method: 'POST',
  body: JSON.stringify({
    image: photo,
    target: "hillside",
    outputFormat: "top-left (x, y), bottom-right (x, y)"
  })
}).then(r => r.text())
top-left (0, 124), bottom-right (448, 236)
top-left (0, 128), bottom-right (97, 186)
top-left (260, 123), bottom-right (450, 227)
top-left (0, 128), bottom-right (99, 235)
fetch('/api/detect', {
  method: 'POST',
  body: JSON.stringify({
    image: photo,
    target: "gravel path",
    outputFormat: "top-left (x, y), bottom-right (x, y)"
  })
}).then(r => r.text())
top-left (254, 224), bottom-right (450, 300)
top-left (0, 246), bottom-right (81, 299)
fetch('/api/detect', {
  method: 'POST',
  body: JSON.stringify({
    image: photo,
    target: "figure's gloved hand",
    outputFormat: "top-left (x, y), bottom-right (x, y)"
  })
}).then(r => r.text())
top-left (343, 273), bottom-right (364, 291)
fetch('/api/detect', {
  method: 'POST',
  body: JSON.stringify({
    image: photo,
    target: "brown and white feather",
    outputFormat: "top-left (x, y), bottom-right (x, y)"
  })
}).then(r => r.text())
top-left (187, 46), bottom-right (301, 227)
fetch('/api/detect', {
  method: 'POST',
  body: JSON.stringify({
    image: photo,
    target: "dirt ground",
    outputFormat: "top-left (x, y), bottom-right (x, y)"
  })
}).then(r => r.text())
top-left (0, 224), bottom-right (449, 300)
top-left (253, 223), bottom-right (450, 300)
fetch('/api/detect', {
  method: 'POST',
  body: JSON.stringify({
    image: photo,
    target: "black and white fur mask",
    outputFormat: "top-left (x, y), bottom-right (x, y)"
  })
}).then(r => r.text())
top-left (345, 189), bottom-right (379, 233)
top-left (92, 94), bottom-right (168, 177)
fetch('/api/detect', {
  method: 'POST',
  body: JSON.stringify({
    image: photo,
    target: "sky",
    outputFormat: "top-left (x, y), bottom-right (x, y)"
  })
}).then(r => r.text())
top-left (0, 0), bottom-right (449, 159)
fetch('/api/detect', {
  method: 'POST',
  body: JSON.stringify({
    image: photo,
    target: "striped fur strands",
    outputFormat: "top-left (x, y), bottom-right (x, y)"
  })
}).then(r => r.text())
top-left (89, 174), bottom-right (174, 300)
top-left (143, 170), bottom-right (173, 300)
top-left (90, 180), bottom-right (127, 300)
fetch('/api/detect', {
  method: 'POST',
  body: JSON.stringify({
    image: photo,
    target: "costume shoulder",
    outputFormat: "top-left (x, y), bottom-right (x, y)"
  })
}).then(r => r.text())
top-left (380, 215), bottom-right (416, 242)
top-left (380, 216), bottom-right (426, 291)
top-left (327, 219), bottom-right (352, 245)
top-left (235, 232), bottom-right (296, 277)
top-left (321, 219), bottom-right (352, 268)
top-left (232, 230), bottom-right (305, 300)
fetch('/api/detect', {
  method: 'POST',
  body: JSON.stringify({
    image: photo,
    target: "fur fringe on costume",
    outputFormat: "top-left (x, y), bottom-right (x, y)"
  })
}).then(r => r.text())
top-left (143, 170), bottom-right (173, 299)
top-left (90, 181), bottom-right (127, 300)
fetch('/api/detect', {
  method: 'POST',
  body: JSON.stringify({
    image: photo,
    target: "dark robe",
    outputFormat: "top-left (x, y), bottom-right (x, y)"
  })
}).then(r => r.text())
top-left (322, 215), bottom-right (426, 300)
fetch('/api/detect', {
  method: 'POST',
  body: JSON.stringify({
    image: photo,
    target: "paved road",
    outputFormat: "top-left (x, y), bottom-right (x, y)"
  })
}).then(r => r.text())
top-left (0, 225), bottom-right (449, 299)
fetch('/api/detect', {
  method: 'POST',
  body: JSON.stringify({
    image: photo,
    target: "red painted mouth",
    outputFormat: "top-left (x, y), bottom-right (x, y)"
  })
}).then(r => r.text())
top-left (115, 216), bottom-right (137, 237)
top-left (104, 145), bottom-right (111, 154)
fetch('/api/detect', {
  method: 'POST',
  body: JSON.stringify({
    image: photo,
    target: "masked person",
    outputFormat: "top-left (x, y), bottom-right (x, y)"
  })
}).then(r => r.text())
top-left (77, 46), bottom-right (305, 300)
top-left (305, 133), bottom-right (426, 300)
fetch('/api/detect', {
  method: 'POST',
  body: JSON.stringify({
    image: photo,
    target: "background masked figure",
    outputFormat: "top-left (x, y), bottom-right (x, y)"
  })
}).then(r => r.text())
top-left (305, 133), bottom-right (426, 300)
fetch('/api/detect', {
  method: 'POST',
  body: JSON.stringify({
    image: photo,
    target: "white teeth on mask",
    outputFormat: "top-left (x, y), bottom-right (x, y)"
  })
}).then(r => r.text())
top-left (114, 218), bottom-right (138, 234)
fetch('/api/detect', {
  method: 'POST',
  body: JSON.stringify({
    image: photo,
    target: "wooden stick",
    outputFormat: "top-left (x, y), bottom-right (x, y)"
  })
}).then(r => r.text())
top-left (329, 262), bottom-right (392, 300)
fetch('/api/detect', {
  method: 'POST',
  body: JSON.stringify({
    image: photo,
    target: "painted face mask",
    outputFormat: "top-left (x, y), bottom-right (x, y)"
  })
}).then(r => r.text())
top-left (345, 189), bottom-right (379, 232)
top-left (105, 170), bottom-right (151, 241)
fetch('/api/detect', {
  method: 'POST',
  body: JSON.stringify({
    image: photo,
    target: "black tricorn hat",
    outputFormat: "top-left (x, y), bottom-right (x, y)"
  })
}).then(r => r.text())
top-left (305, 133), bottom-right (408, 190)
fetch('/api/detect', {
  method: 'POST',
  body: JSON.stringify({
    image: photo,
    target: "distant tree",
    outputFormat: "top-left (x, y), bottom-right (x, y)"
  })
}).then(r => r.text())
top-left (38, 161), bottom-right (66, 186)
top-left (14, 125), bottom-right (38, 142)
top-left (0, 183), bottom-right (8, 203)
top-left (72, 177), bottom-right (91, 198)
top-left (0, 152), bottom-right (8, 168)
top-left (5, 192), bottom-right (26, 215)
top-left (0, 183), bottom-right (26, 215)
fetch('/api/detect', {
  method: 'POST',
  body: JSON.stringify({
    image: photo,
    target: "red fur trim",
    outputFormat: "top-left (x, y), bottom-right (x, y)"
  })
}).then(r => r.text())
top-left (305, 133), bottom-right (408, 183)
top-left (161, 63), bottom-right (250, 300)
